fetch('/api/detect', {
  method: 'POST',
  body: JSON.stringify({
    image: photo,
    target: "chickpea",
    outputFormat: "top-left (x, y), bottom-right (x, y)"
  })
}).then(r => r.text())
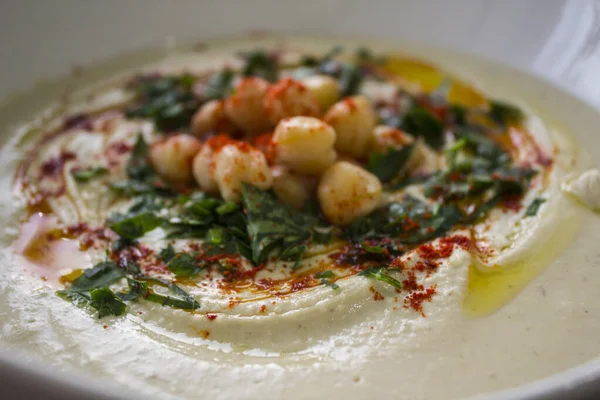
top-left (301, 75), bottom-right (340, 111)
top-left (149, 134), bottom-right (202, 186)
top-left (324, 96), bottom-right (377, 159)
top-left (224, 77), bottom-right (271, 135)
top-left (191, 100), bottom-right (236, 137)
top-left (263, 78), bottom-right (320, 125)
top-left (412, 139), bottom-right (444, 175)
top-left (213, 143), bottom-right (273, 203)
top-left (271, 166), bottom-right (316, 209)
top-left (317, 161), bottom-right (382, 226)
top-left (272, 116), bottom-right (337, 175)
top-left (371, 125), bottom-right (415, 152)
top-left (192, 144), bottom-right (218, 194)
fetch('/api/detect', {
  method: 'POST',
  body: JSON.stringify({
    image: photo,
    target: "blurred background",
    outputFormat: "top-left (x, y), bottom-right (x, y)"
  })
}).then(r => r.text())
top-left (1, 0), bottom-right (599, 107)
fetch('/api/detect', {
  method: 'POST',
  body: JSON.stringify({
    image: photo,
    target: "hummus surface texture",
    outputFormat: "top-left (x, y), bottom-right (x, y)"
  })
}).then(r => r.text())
top-left (1, 37), bottom-right (600, 400)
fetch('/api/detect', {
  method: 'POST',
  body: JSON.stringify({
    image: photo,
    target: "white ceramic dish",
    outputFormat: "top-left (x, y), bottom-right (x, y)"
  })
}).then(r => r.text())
top-left (1, 1), bottom-right (600, 399)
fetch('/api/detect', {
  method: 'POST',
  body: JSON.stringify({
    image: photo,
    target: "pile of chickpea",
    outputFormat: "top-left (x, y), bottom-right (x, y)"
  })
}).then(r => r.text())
top-left (148, 74), bottom-right (417, 226)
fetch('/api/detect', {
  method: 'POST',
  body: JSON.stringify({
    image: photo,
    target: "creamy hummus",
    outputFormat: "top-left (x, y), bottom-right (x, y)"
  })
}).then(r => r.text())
top-left (0, 37), bottom-right (599, 400)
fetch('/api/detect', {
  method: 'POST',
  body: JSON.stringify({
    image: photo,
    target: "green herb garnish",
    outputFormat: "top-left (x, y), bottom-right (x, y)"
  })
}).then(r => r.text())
top-left (338, 64), bottom-right (363, 96)
top-left (110, 135), bottom-right (173, 197)
top-left (400, 106), bottom-right (445, 150)
top-left (125, 74), bottom-right (200, 132)
top-left (64, 261), bottom-right (126, 292)
top-left (89, 287), bottom-right (127, 318)
top-left (57, 261), bottom-right (127, 316)
top-left (315, 270), bottom-right (339, 290)
top-left (203, 69), bottom-right (234, 101)
top-left (347, 196), bottom-right (462, 245)
top-left (57, 260), bottom-right (200, 317)
top-left (367, 143), bottom-right (415, 183)
top-left (525, 198), bottom-right (545, 217)
top-left (108, 211), bottom-right (163, 240)
top-left (361, 242), bottom-right (386, 254)
top-left (158, 244), bottom-right (176, 263)
top-left (241, 184), bottom-right (318, 265)
top-left (166, 253), bottom-right (202, 278)
top-left (72, 167), bottom-right (108, 182)
top-left (359, 267), bottom-right (403, 291)
top-left (118, 278), bottom-right (200, 310)
top-left (489, 100), bottom-right (524, 126)
top-left (241, 49), bottom-right (279, 82)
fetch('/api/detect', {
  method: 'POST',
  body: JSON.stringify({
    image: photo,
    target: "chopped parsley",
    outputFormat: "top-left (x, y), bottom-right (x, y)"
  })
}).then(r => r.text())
top-left (89, 287), bottom-right (127, 318)
top-left (240, 49), bottom-right (279, 82)
top-left (489, 100), bottom-right (524, 126)
top-left (108, 211), bottom-right (163, 240)
top-left (166, 252), bottom-right (203, 278)
top-left (125, 74), bottom-right (200, 132)
top-left (315, 270), bottom-right (339, 290)
top-left (72, 166), bottom-right (108, 182)
top-left (359, 267), bottom-right (403, 291)
top-left (203, 69), bottom-right (234, 101)
top-left (110, 135), bottom-right (173, 197)
top-left (400, 106), bottom-right (445, 150)
top-left (57, 260), bottom-right (200, 318)
top-left (525, 198), bottom-right (546, 217)
top-left (367, 143), bottom-right (415, 183)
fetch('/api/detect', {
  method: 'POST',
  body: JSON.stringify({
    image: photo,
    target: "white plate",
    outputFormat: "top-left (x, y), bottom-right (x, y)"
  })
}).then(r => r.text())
top-left (1, 1), bottom-right (600, 399)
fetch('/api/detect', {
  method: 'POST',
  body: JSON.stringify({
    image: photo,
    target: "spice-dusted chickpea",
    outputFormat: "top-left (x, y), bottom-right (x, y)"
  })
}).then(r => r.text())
top-left (271, 165), bottom-right (316, 209)
top-left (272, 116), bottom-right (337, 175)
top-left (301, 75), bottom-right (340, 112)
top-left (318, 161), bottom-right (382, 226)
top-left (213, 143), bottom-right (273, 203)
top-left (191, 100), bottom-right (236, 137)
top-left (149, 134), bottom-right (202, 186)
top-left (324, 96), bottom-right (377, 159)
top-left (263, 78), bottom-right (320, 125)
top-left (224, 77), bottom-right (271, 135)
top-left (192, 144), bottom-right (218, 194)
top-left (193, 134), bottom-right (238, 193)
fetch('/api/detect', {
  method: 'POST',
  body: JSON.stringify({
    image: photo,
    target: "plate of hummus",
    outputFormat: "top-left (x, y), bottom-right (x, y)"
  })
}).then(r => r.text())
top-left (2, 2), bottom-right (600, 400)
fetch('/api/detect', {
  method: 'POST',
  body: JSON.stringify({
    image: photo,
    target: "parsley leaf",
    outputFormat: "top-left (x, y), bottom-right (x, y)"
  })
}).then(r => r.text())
top-left (57, 261), bottom-right (127, 315)
top-left (359, 267), bottom-right (403, 290)
top-left (241, 50), bottom-right (278, 82)
top-left (166, 252), bottom-right (203, 277)
top-left (58, 261), bottom-right (200, 315)
top-left (126, 134), bottom-right (153, 181)
top-left (347, 196), bottom-right (462, 244)
top-left (241, 184), bottom-right (313, 265)
top-left (338, 64), bottom-right (363, 96)
top-left (367, 143), bottom-right (415, 183)
top-left (361, 242), bottom-right (385, 254)
top-left (72, 167), bottom-right (108, 182)
top-left (67, 261), bottom-right (126, 292)
top-left (110, 135), bottom-right (173, 197)
top-left (89, 287), bottom-right (127, 318)
top-left (120, 277), bottom-right (200, 310)
top-left (125, 74), bottom-right (200, 132)
top-left (158, 244), bottom-right (176, 263)
top-left (400, 106), bottom-right (445, 150)
top-left (315, 270), bottom-right (339, 290)
top-left (203, 69), bottom-right (234, 101)
top-left (525, 198), bottom-right (545, 217)
top-left (489, 100), bottom-right (524, 126)
top-left (108, 211), bottom-right (163, 240)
